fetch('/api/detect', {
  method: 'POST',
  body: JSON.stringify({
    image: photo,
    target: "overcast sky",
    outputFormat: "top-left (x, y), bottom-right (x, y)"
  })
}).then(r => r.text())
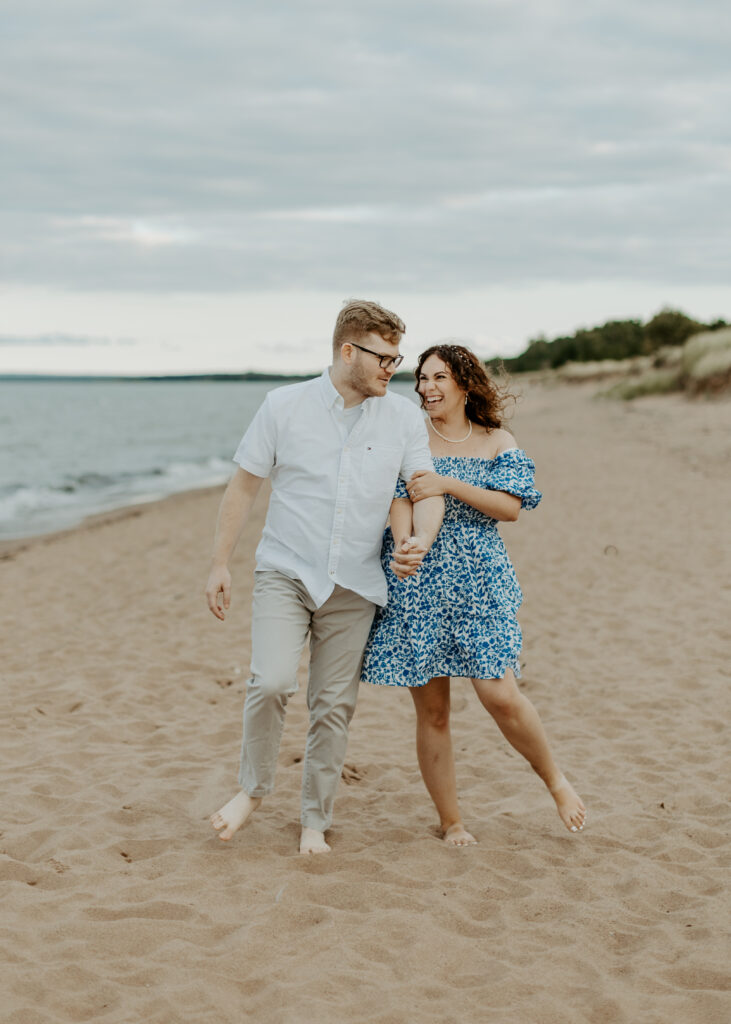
top-left (1, 0), bottom-right (729, 374)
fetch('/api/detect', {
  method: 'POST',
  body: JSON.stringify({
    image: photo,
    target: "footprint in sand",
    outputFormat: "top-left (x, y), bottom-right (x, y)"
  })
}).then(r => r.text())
top-left (341, 763), bottom-right (365, 785)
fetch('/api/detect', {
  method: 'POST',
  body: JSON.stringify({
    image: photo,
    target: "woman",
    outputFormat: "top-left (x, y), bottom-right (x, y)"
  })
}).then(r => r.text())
top-left (362, 344), bottom-right (586, 846)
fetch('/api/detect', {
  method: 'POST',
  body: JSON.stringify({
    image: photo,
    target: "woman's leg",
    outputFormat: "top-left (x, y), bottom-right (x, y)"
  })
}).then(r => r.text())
top-left (471, 670), bottom-right (586, 833)
top-left (410, 677), bottom-right (476, 846)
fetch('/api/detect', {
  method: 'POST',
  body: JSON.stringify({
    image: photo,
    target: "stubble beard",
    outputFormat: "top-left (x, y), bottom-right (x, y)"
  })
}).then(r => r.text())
top-left (349, 360), bottom-right (387, 398)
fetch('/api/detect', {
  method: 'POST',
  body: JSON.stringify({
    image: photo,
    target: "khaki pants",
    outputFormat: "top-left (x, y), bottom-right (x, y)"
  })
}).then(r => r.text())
top-left (239, 571), bottom-right (376, 831)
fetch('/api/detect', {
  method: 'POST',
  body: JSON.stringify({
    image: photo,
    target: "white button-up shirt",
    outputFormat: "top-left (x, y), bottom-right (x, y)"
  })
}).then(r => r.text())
top-left (233, 369), bottom-right (432, 608)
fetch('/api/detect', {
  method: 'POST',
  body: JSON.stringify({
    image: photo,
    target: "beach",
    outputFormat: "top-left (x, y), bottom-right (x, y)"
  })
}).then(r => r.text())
top-left (1, 380), bottom-right (729, 1024)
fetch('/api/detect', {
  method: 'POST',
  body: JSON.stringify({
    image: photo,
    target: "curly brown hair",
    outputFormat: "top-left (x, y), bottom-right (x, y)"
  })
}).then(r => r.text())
top-left (415, 343), bottom-right (512, 431)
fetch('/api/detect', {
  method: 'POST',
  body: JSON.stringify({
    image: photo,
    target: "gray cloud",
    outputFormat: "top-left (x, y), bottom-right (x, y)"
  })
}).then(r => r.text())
top-left (2, 0), bottom-right (729, 291)
top-left (0, 333), bottom-right (137, 346)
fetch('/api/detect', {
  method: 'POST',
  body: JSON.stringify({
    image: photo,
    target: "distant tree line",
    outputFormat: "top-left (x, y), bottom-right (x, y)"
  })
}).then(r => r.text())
top-left (489, 309), bottom-right (728, 374)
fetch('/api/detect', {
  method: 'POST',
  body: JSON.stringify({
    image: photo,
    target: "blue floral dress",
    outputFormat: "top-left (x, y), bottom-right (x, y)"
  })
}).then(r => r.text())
top-left (361, 449), bottom-right (541, 687)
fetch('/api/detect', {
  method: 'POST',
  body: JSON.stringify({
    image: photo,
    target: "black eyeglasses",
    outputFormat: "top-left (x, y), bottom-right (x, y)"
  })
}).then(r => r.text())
top-left (350, 343), bottom-right (404, 370)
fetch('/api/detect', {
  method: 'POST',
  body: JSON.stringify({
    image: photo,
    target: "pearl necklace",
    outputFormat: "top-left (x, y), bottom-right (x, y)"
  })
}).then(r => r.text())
top-left (428, 419), bottom-right (473, 443)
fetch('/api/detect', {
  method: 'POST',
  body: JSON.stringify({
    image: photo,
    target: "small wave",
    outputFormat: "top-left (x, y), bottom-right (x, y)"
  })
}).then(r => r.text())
top-left (0, 484), bottom-right (80, 518)
top-left (0, 456), bottom-right (234, 540)
top-left (162, 456), bottom-right (232, 480)
top-left (74, 471), bottom-right (119, 488)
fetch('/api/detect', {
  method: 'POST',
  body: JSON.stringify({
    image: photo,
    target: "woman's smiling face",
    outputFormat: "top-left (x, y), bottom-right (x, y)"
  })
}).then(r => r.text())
top-left (417, 354), bottom-right (466, 418)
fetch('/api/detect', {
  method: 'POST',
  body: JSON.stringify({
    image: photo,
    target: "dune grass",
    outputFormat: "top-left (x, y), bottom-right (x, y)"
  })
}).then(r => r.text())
top-left (600, 327), bottom-right (731, 399)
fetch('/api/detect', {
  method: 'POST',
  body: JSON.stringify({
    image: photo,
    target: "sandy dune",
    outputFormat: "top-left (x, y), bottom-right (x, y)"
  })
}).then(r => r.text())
top-left (1, 382), bottom-right (729, 1023)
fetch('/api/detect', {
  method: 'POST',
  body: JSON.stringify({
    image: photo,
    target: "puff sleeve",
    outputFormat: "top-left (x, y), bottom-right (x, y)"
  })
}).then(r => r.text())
top-left (485, 450), bottom-right (542, 510)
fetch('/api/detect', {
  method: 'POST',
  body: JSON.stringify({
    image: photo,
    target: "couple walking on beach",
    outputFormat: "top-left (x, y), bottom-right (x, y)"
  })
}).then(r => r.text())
top-left (205, 300), bottom-right (585, 853)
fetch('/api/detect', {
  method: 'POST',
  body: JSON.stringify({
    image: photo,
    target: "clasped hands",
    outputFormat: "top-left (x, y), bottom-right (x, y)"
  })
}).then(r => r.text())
top-left (390, 536), bottom-right (429, 579)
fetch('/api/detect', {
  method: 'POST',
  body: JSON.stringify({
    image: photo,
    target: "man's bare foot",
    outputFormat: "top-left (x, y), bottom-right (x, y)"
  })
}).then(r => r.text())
top-left (548, 774), bottom-right (586, 833)
top-left (443, 823), bottom-right (477, 847)
top-left (299, 827), bottom-right (331, 855)
top-left (210, 791), bottom-right (261, 841)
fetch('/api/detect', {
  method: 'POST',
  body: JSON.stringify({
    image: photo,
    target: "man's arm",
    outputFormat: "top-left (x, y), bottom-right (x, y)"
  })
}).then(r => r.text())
top-left (391, 494), bottom-right (444, 578)
top-left (411, 494), bottom-right (444, 549)
top-left (205, 468), bottom-right (265, 620)
top-left (388, 497), bottom-right (413, 549)
top-left (388, 497), bottom-right (420, 580)
top-left (390, 407), bottom-right (444, 575)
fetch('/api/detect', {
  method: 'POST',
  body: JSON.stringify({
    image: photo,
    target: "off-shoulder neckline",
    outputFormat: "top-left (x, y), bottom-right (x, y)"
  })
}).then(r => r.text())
top-left (432, 448), bottom-right (524, 464)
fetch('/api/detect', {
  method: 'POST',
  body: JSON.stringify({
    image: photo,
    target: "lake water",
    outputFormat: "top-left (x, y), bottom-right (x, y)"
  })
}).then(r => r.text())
top-left (0, 377), bottom-right (418, 540)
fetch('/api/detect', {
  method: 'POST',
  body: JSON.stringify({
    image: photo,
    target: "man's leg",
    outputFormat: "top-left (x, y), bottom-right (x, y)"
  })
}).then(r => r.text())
top-left (300, 586), bottom-right (376, 852)
top-left (211, 572), bottom-right (312, 841)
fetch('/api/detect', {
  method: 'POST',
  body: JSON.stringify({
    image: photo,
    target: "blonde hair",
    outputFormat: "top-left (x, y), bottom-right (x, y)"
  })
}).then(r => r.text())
top-left (332, 299), bottom-right (405, 352)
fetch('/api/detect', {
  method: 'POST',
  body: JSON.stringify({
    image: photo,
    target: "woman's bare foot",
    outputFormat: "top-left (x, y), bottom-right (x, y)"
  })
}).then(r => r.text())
top-left (443, 823), bottom-right (477, 847)
top-left (210, 791), bottom-right (261, 841)
top-left (548, 774), bottom-right (586, 833)
top-left (299, 827), bottom-right (331, 855)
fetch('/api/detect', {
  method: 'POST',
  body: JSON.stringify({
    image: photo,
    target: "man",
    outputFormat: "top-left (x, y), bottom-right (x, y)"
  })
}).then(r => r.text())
top-left (206, 300), bottom-right (444, 854)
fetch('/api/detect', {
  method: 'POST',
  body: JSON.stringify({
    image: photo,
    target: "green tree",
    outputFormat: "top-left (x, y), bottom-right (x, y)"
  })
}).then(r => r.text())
top-left (643, 309), bottom-right (703, 352)
top-left (494, 309), bottom-right (718, 373)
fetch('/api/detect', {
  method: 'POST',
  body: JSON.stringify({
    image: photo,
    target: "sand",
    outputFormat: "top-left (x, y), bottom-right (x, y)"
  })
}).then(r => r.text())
top-left (1, 381), bottom-right (729, 1024)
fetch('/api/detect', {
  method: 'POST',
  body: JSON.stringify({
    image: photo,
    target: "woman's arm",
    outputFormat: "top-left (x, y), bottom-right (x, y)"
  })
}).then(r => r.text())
top-left (406, 470), bottom-right (521, 522)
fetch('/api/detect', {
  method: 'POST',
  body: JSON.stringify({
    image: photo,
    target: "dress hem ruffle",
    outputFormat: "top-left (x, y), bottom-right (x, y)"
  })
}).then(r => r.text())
top-left (362, 653), bottom-right (521, 688)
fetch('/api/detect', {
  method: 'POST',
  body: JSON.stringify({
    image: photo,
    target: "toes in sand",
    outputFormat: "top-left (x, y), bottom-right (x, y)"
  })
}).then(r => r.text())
top-left (549, 774), bottom-right (586, 833)
top-left (443, 823), bottom-right (478, 847)
top-left (299, 827), bottom-right (331, 855)
top-left (210, 791), bottom-right (261, 841)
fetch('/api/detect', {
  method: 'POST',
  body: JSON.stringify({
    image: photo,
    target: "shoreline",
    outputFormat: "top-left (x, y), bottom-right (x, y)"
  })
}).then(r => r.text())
top-left (0, 481), bottom-right (229, 558)
top-left (3, 377), bottom-right (726, 554)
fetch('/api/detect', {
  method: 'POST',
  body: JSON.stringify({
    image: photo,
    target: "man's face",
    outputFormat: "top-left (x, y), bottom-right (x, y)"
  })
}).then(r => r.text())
top-left (345, 331), bottom-right (402, 398)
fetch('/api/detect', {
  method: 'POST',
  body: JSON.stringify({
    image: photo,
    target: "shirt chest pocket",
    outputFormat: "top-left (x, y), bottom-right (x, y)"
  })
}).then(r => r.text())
top-left (359, 443), bottom-right (403, 497)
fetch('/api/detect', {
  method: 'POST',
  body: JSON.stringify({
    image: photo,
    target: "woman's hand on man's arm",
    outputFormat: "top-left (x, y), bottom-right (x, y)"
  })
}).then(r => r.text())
top-left (409, 470), bottom-right (521, 522)
top-left (405, 470), bottom-right (448, 501)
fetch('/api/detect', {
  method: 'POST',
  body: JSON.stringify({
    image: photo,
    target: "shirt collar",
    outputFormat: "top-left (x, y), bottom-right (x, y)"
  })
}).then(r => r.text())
top-left (320, 368), bottom-right (342, 409)
top-left (321, 368), bottom-right (374, 414)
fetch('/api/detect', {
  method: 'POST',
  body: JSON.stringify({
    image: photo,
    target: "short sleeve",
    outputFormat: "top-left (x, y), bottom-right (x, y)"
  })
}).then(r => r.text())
top-left (399, 407), bottom-right (433, 482)
top-left (486, 450), bottom-right (542, 510)
top-left (232, 394), bottom-right (277, 477)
